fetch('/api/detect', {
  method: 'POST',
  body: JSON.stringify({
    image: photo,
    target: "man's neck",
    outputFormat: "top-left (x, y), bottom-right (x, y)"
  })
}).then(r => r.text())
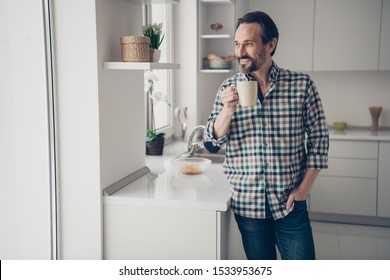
top-left (250, 60), bottom-right (272, 87)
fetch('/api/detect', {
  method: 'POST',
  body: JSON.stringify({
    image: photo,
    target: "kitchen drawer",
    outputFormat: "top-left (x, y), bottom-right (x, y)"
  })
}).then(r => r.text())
top-left (378, 142), bottom-right (390, 218)
top-left (104, 205), bottom-right (218, 259)
top-left (329, 140), bottom-right (378, 159)
top-left (321, 158), bottom-right (377, 178)
top-left (310, 176), bottom-right (377, 216)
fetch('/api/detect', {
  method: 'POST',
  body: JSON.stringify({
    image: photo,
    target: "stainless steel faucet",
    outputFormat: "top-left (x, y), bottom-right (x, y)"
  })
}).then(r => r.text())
top-left (187, 125), bottom-right (206, 154)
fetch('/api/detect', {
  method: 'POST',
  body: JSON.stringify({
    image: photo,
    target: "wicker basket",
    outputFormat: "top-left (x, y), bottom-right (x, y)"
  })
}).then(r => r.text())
top-left (121, 36), bottom-right (151, 62)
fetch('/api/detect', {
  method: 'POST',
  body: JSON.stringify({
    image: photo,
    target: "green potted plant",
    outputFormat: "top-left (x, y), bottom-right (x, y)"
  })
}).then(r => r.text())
top-left (142, 23), bottom-right (165, 62)
top-left (146, 129), bottom-right (165, 155)
top-left (144, 70), bottom-right (170, 155)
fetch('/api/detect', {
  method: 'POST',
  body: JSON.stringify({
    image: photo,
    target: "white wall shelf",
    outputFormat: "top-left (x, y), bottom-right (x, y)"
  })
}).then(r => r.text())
top-left (103, 62), bottom-right (180, 70)
top-left (201, 34), bottom-right (231, 39)
top-left (200, 0), bottom-right (234, 4)
top-left (126, 0), bottom-right (180, 5)
top-left (200, 69), bottom-right (234, 73)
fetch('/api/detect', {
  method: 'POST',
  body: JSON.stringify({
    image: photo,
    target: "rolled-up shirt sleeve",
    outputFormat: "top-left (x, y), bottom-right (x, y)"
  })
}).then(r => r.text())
top-left (204, 85), bottom-right (230, 150)
top-left (304, 78), bottom-right (329, 169)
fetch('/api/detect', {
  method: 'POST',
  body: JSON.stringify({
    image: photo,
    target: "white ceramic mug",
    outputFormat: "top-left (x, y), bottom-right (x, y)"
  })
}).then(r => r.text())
top-left (236, 80), bottom-right (258, 107)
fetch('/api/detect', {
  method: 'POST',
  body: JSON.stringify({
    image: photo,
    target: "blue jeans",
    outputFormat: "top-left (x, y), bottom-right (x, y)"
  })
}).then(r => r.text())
top-left (234, 200), bottom-right (315, 260)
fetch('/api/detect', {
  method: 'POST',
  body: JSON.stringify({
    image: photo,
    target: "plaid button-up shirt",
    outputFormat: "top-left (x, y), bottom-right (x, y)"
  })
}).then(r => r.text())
top-left (205, 62), bottom-right (329, 219)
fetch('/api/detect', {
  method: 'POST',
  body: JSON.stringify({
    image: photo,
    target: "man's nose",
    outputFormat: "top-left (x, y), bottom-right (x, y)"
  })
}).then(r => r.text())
top-left (236, 45), bottom-right (246, 58)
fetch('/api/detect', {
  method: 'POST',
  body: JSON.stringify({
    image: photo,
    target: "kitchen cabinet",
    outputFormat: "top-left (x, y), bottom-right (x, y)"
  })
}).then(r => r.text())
top-left (378, 142), bottom-right (390, 217)
top-left (313, 0), bottom-right (382, 71)
top-left (380, 0), bottom-right (390, 70)
top-left (198, 0), bottom-right (236, 73)
top-left (103, 142), bottom-right (248, 260)
top-left (104, 204), bottom-right (248, 260)
top-left (104, 204), bottom-right (219, 259)
top-left (310, 140), bottom-right (378, 216)
top-left (247, 0), bottom-right (315, 71)
top-left (103, 142), bottom-right (231, 259)
top-left (247, 0), bottom-right (387, 71)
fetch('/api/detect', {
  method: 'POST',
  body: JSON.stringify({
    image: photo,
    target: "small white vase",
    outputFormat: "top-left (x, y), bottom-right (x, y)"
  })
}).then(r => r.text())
top-left (152, 49), bottom-right (161, 62)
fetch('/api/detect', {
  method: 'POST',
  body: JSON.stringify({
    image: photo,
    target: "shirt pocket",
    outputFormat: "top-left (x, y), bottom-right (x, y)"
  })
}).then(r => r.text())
top-left (228, 105), bottom-right (262, 156)
top-left (270, 99), bottom-right (303, 135)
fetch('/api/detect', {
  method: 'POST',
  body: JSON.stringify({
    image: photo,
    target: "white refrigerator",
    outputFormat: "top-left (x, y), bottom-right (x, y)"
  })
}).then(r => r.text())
top-left (0, 0), bottom-right (55, 259)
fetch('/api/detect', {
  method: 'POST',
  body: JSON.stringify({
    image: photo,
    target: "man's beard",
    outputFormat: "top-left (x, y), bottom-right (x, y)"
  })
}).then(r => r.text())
top-left (238, 47), bottom-right (266, 75)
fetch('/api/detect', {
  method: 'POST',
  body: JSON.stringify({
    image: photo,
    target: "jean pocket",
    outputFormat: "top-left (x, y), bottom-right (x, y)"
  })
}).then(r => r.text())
top-left (294, 199), bottom-right (308, 210)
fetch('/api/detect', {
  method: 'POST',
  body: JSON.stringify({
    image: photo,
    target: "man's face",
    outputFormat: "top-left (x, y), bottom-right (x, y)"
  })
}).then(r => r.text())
top-left (234, 23), bottom-right (268, 74)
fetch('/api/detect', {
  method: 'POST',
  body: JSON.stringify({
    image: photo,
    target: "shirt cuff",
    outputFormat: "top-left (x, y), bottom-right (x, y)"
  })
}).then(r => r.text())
top-left (204, 121), bottom-right (229, 148)
top-left (306, 154), bottom-right (328, 169)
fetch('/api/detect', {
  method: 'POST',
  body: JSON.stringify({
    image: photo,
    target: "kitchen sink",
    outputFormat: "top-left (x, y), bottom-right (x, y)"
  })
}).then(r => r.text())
top-left (178, 147), bottom-right (225, 164)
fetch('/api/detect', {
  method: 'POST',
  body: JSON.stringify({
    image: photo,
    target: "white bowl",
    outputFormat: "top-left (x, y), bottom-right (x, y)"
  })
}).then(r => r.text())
top-left (171, 157), bottom-right (211, 175)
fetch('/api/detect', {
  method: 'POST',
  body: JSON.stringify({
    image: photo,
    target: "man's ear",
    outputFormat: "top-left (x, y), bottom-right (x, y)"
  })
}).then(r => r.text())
top-left (268, 38), bottom-right (278, 53)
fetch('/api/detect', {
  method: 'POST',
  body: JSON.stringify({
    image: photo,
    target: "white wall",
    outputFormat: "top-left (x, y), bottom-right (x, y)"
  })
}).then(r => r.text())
top-left (196, 77), bottom-right (390, 131)
top-left (193, 1), bottom-right (390, 129)
top-left (0, 0), bottom-right (52, 259)
top-left (95, 0), bottom-right (145, 191)
top-left (196, 70), bottom-right (390, 129)
top-left (310, 71), bottom-right (390, 127)
top-left (197, 72), bottom-right (232, 126)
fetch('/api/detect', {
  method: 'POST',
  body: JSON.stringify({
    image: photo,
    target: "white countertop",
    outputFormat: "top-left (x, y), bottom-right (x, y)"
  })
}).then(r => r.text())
top-left (104, 128), bottom-right (390, 211)
top-left (103, 141), bottom-right (232, 211)
top-left (329, 127), bottom-right (390, 141)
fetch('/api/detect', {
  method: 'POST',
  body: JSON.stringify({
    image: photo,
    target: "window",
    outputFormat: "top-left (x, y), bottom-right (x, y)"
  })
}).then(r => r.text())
top-left (144, 2), bottom-right (174, 138)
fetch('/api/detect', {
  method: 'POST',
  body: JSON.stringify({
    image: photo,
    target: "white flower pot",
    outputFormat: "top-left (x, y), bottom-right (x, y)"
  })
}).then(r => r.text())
top-left (152, 49), bottom-right (161, 62)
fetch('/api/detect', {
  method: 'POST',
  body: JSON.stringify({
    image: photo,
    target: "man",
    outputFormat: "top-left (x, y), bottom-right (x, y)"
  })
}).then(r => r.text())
top-left (204, 11), bottom-right (329, 260)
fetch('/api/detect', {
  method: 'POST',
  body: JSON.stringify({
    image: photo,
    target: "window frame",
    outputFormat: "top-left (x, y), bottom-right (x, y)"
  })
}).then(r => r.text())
top-left (144, 2), bottom-right (175, 140)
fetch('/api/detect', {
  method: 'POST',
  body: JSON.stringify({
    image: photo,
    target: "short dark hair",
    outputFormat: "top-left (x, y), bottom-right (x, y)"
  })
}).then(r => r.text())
top-left (236, 11), bottom-right (279, 56)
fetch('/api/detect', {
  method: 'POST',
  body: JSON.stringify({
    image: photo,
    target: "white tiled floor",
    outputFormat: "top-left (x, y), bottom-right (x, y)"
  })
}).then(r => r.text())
top-left (312, 222), bottom-right (390, 260)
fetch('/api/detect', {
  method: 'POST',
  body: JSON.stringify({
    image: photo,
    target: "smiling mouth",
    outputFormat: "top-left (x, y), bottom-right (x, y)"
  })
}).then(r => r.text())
top-left (239, 57), bottom-right (252, 64)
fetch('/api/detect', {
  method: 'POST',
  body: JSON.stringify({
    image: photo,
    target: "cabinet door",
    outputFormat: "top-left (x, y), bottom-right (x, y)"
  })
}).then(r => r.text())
top-left (328, 140), bottom-right (378, 159)
top-left (247, 0), bottom-right (314, 71)
top-left (104, 204), bottom-right (218, 259)
top-left (380, 0), bottom-right (390, 70)
top-left (378, 142), bottom-right (390, 218)
top-left (310, 176), bottom-right (377, 216)
top-left (321, 158), bottom-right (377, 178)
top-left (219, 209), bottom-right (246, 260)
top-left (314, 0), bottom-right (382, 70)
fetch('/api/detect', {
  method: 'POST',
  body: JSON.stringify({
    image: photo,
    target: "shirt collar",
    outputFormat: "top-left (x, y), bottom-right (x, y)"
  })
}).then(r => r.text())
top-left (269, 60), bottom-right (280, 83)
